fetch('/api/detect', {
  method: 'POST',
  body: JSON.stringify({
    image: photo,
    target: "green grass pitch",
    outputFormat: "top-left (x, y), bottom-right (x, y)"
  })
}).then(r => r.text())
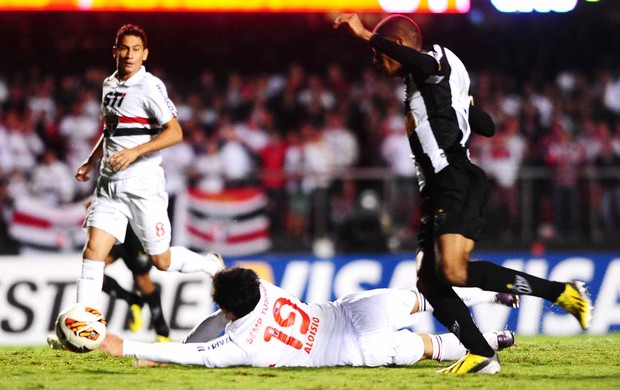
top-left (2, 335), bottom-right (620, 389)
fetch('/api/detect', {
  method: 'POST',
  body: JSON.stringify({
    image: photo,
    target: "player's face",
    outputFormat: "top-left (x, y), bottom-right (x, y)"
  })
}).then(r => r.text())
top-left (373, 49), bottom-right (404, 78)
top-left (114, 34), bottom-right (148, 81)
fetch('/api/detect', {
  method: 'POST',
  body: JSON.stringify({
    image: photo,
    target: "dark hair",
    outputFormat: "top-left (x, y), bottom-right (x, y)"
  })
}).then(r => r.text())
top-left (373, 15), bottom-right (422, 48)
top-left (212, 267), bottom-right (261, 319)
top-left (115, 24), bottom-right (148, 49)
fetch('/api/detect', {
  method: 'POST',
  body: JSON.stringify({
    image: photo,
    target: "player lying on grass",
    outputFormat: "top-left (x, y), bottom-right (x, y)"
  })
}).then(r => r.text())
top-left (100, 267), bottom-right (515, 368)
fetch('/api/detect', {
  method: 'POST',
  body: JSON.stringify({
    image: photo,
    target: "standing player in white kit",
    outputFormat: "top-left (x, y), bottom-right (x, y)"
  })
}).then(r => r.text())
top-left (100, 267), bottom-right (515, 368)
top-left (73, 24), bottom-right (224, 307)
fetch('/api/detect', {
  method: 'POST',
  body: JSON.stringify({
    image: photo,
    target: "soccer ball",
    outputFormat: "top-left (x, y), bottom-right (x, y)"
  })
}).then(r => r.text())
top-left (55, 304), bottom-right (107, 353)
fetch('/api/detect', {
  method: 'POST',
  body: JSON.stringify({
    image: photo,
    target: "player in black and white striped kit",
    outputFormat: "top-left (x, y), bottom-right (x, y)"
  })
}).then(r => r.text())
top-left (334, 14), bottom-right (592, 374)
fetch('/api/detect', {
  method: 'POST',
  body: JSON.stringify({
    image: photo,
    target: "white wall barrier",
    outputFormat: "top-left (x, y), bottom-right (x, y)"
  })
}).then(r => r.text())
top-left (0, 252), bottom-right (618, 346)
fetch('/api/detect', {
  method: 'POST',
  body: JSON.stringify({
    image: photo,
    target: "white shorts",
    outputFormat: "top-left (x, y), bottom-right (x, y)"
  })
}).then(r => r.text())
top-left (84, 168), bottom-right (171, 255)
top-left (339, 289), bottom-right (425, 366)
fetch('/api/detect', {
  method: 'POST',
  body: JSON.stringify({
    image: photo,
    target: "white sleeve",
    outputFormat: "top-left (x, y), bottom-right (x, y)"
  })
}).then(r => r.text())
top-left (453, 287), bottom-right (498, 307)
top-left (123, 340), bottom-right (204, 365)
top-left (124, 335), bottom-right (249, 368)
top-left (145, 77), bottom-right (177, 125)
top-left (196, 335), bottom-right (249, 367)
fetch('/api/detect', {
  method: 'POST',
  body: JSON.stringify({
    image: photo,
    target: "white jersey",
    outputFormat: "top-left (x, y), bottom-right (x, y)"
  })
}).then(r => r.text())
top-left (100, 66), bottom-right (177, 180)
top-left (196, 280), bottom-right (356, 367)
top-left (123, 281), bottom-right (426, 367)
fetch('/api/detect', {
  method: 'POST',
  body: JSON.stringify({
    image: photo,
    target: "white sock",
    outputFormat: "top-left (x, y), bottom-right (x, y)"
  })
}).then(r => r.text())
top-left (431, 333), bottom-right (468, 362)
top-left (167, 246), bottom-right (222, 276)
top-left (483, 331), bottom-right (500, 351)
top-left (454, 287), bottom-right (498, 307)
top-left (414, 290), bottom-right (431, 312)
top-left (76, 259), bottom-right (105, 307)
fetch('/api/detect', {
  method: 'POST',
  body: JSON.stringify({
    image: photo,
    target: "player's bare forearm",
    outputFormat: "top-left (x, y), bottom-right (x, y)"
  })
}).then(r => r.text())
top-left (107, 118), bottom-right (183, 172)
top-left (75, 134), bottom-right (104, 181)
top-left (99, 333), bottom-right (123, 357)
top-left (87, 134), bottom-right (105, 164)
top-left (333, 13), bottom-right (373, 41)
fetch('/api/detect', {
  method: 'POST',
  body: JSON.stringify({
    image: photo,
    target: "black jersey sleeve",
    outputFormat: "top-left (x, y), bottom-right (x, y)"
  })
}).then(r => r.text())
top-left (369, 33), bottom-right (439, 77)
top-left (469, 104), bottom-right (495, 137)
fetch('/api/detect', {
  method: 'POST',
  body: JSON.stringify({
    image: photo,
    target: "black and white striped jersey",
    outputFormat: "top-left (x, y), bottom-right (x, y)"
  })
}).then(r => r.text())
top-left (370, 35), bottom-right (473, 185)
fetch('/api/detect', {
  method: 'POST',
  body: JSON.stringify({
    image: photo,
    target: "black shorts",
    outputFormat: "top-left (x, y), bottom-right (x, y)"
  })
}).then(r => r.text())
top-left (109, 225), bottom-right (152, 275)
top-left (418, 161), bottom-right (489, 250)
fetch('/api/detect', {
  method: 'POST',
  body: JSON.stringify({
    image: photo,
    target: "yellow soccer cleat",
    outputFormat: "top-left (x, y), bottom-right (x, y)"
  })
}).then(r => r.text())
top-left (438, 352), bottom-right (500, 374)
top-left (129, 304), bottom-right (143, 333)
top-left (156, 334), bottom-right (171, 343)
top-left (555, 280), bottom-right (592, 330)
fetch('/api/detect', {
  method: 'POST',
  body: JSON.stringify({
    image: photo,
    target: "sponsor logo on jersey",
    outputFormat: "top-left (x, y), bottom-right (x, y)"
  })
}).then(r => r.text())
top-left (198, 335), bottom-right (232, 352)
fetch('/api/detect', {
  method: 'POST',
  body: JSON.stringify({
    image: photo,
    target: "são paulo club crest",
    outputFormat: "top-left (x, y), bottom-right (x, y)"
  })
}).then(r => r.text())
top-left (105, 113), bottom-right (119, 136)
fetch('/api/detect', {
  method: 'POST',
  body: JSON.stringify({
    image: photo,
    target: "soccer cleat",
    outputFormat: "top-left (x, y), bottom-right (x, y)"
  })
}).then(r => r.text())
top-left (205, 252), bottom-right (226, 277)
top-left (128, 304), bottom-right (143, 332)
top-left (47, 334), bottom-right (66, 351)
top-left (437, 352), bottom-right (501, 374)
top-left (555, 280), bottom-right (592, 330)
top-left (495, 330), bottom-right (515, 350)
top-left (156, 334), bottom-right (171, 343)
top-left (495, 292), bottom-right (520, 309)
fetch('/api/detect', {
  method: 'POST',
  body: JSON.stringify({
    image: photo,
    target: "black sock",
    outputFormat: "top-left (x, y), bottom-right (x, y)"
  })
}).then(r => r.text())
top-left (143, 286), bottom-right (170, 337)
top-left (424, 285), bottom-right (495, 357)
top-left (467, 261), bottom-right (565, 302)
top-left (102, 275), bottom-right (142, 306)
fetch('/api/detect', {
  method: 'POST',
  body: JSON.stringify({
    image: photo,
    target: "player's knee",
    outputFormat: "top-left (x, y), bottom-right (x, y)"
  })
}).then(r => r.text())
top-left (439, 262), bottom-right (468, 286)
top-left (149, 254), bottom-right (171, 271)
top-left (83, 245), bottom-right (108, 262)
top-left (150, 259), bottom-right (167, 271)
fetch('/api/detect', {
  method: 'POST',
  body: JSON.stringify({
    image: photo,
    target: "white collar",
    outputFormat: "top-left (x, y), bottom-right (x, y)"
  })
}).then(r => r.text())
top-left (112, 66), bottom-right (146, 87)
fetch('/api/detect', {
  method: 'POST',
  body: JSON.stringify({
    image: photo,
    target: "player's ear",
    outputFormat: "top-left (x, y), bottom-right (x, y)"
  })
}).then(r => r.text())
top-left (143, 48), bottom-right (149, 62)
top-left (112, 46), bottom-right (117, 59)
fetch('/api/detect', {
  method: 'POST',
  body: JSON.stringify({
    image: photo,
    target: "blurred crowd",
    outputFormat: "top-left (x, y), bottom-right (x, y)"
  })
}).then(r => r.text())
top-left (2, 62), bottom-right (620, 254)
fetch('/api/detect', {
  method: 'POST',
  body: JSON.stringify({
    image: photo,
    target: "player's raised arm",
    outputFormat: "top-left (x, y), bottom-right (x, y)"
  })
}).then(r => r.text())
top-left (333, 13), bottom-right (372, 41)
top-left (334, 14), bottom-right (437, 78)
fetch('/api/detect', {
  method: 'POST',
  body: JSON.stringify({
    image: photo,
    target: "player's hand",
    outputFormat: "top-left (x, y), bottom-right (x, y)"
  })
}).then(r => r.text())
top-left (333, 13), bottom-right (372, 41)
top-left (75, 162), bottom-right (92, 182)
top-left (107, 149), bottom-right (140, 172)
top-left (99, 333), bottom-right (123, 356)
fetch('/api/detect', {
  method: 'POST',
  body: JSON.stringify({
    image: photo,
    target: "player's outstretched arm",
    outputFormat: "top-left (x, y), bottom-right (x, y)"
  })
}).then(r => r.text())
top-left (333, 13), bottom-right (372, 41)
top-left (99, 333), bottom-right (123, 356)
top-left (100, 333), bottom-right (205, 365)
